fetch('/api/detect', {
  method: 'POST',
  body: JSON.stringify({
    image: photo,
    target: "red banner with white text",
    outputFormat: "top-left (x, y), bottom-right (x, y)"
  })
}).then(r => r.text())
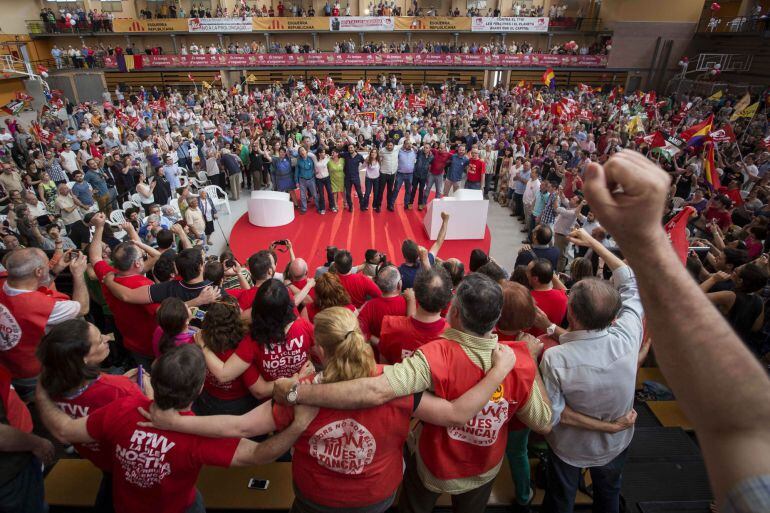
top-left (103, 53), bottom-right (608, 69)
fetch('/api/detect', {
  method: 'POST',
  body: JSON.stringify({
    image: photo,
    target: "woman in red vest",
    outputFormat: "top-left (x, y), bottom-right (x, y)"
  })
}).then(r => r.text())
top-left (201, 279), bottom-right (315, 397)
top-left (37, 318), bottom-right (150, 512)
top-left (139, 307), bottom-right (516, 513)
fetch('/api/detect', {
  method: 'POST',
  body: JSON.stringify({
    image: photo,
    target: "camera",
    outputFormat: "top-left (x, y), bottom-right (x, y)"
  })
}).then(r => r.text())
top-left (273, 239), bottom-right (288, 246)
top-left (224, 259), bottom-right (236, 268)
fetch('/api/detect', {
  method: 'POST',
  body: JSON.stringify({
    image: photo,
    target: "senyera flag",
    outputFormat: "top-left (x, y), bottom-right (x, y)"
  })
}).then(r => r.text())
top-left (664, 206), bottom-right (696, 264)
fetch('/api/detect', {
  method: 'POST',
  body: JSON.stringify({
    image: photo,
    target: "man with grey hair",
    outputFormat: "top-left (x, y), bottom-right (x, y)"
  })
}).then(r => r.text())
top-left (273, 273), bottom-right (553, 513)
top-left (533, 227), bottom-right (643, 513)
top-left (0, 247), bottom-right (89, 400)
top-left (357, 265), bottom-right (407, 342)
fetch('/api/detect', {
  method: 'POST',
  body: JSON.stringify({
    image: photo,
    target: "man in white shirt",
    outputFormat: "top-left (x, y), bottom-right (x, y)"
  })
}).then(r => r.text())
top-left (76, 123), bottom-right (92, 141)
top-left (59, 143), bottom-right (79, 174)
top-left (522, 167), bottom-right (542, 233)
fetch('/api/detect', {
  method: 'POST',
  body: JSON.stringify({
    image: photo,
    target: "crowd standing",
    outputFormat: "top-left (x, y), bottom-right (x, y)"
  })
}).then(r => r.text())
top-left (0, 72), bottom-right (768, 513)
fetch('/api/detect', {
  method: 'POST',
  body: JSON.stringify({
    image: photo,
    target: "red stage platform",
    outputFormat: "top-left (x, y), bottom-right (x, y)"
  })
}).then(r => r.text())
top-left (228, 201), bottom-right (492, 272)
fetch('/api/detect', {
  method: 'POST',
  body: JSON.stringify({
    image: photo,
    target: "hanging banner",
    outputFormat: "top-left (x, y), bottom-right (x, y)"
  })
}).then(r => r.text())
top-left (471, 16), bottom-right (550, 32)
top-left (188, 17), bottom-right (253, 32)
top-left (104, 53), bottom-right (607, 69)
top-left (112, 18), bottom-right (188, 32)
top-left (394, 17), bottom-right (471, 31)
top-left (252, 17), bottom-right (328, 31)
top-left (330, 16), bottom-right (394, 32)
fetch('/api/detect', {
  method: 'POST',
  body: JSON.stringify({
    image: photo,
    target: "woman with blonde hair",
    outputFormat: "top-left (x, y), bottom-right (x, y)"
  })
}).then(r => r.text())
top-left (138, 307), bottom-right (517, 513)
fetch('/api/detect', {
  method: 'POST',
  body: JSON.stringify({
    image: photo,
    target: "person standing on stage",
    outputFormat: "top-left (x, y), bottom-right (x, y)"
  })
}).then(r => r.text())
top-left (339, 143), bottom-right (364, 212)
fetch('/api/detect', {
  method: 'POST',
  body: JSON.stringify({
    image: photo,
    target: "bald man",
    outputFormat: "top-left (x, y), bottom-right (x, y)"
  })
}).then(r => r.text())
top-left (0, 248), bottom-right (89, 399)
top-left (286, 257), bottom-right (312, 306)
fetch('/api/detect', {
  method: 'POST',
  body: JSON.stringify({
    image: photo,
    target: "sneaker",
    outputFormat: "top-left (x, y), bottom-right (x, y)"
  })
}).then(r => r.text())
top-left (405, 205), bottom-right (411, 210)
top-left (387, 206), bottom-right (395, 212)
top-left (331, 207), bottom-right (338, 213)
top-left (418, 205), bottom-right (425, 211)
top-left (319, 210), bottom-right (326, 215)
top-left (374, 207), bottom-right (380, 213)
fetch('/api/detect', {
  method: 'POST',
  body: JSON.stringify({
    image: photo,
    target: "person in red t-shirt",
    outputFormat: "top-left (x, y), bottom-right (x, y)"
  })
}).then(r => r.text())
top-left (704, 195), bottom-right (733, 232)
top-left (191, 297), bottom-right (261, 416)
top-left (301, 272), bottom-right (357, 323)
top-left (526, 258), bottom-right (568, 336)
top-left (89, 214), bottom-right (161, 368)
top-left (202, 280), bottom-right (316, 398)
top-left (36, 345), bottom-right (317, 513)
top-left (331, 250), bottom-right (382, 308)
top-left (429, 143), bottom-right (453, 199)
top-left (37, 318), bottom-right (149, 510)
top-left (464, 148), bottom-right (486, 190)
top-left (358, 266), bottom-right (407, 342)
top-left (0, 366), bottom-right (53, 513)
top-left (379, 267), bottom-right (451, 364)
top-left (135, 307), bottom-right (517, 513)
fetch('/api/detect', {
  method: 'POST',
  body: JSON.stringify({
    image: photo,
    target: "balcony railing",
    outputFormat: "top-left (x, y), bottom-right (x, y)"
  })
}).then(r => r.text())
top-left (696, 15), bottom-right (770, 34)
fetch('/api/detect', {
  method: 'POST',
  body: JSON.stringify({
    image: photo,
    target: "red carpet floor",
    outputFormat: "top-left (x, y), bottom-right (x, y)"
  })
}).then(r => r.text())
top-left (228, 193), bottom-right (491, 271)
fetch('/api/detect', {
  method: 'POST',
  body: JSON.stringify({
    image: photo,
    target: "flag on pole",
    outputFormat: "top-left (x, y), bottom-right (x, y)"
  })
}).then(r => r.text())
top-left (703, 140), bottom-right (721, 191)
top-left (542, 68), bottom-right (555, 89)
top-left (188, 73), bottom-right (195, 82)
top-left (729, 93), bottom-right (751, 121)
top-left (626, 115), bottom-right (644, 134)
top-left (707, 90), bottom-right (723, 101)
top-left (245, 74), bottom-right (257, 84)
top-left (679, 114), bottom-right (714, 147)
top-left (731, 102), bottom-right (758, 120)
top-left (664, 206), bottom-right (696, 264)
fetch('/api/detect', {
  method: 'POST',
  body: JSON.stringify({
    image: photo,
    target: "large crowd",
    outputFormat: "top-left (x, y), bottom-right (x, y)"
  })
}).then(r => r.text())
top-left (0, 71), bottom-right (769, 513)
top-left (41, 1), bottom-right (567, 27)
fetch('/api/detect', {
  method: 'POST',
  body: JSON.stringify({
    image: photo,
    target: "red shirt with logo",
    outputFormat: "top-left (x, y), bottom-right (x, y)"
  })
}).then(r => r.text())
top-left (336, 273), bottom-right (382, 308)
top-left (55, 374), bottom-right (145, 471)
top-left (466, 157), bottom-right (486, 183)
top-left (94, 261), bottom-right (159, 357)
top-left (235, 318), bottom-right (314, 381)
top-left (0, 286), bottom-right (70, 378)
top-left (272, 367), bottom-right (413, 508)
top-left (305, 302), bottom-right (356, 323)
top-left (417, 339), bottom-right (535, 480)
top-left (86, 396), bottom-right (240, 513)
top-left (379, 316), bottom-right (447, 364)
top-left (357, 295), bottom-right (407, 339)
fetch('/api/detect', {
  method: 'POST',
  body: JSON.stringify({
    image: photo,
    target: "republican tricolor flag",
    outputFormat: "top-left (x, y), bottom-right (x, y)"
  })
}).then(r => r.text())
top-left (703, 140), bottom-right (720, 191)
top-left (679, 114), bottom-right (713, 148)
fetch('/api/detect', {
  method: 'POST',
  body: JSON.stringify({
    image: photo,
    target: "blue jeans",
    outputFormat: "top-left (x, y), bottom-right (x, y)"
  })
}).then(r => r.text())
top-left (0, 457), bottom-right (47, 513)
top-left (542, 448), bottom-right (629, 513)
top-left (426, 173), bottom-right (443, 199)
top-left (464, 180), bottom-right (482, 190)
top-left (409, 175), bottom-right (427, 206)
top-left (363, 177), bottom-right (380, 209)
top-left (376, 173), bottom-right (395, 209)
top-left (315, 176), bottom-right (335, 211)
top-left (391, 172), bottom-right (413, 209)
top-left (298, 177), bottom-right (318, 212)
top-left (344, 178), bottom-right (363, 210)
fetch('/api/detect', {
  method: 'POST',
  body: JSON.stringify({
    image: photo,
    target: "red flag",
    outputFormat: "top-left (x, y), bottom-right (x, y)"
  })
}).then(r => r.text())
top-left (36, 64), bottom-right (48, 74)
top-left (188, 73), bottom-right (194, 82)
top-left (664, 206), bottom-right (696, 264)
top-left (708, 124), bottom-right (736, 143)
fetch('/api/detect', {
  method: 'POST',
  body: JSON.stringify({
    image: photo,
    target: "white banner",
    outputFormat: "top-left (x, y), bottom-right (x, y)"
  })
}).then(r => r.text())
top-left (330, 16), bottom-right (394, 32)
top-left (471, 16), bottom-right (549, 32)
top-left (188, 17), bottom-right (253, 32)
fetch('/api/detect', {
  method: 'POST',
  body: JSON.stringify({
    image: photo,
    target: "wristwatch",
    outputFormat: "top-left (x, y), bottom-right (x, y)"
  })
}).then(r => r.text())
top-left (546, 323), bottom-right (558, 336)
top-left (286, 382), bottom-right (300, 405)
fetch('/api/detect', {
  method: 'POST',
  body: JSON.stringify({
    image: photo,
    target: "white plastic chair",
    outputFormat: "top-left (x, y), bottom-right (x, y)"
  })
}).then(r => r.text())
top-left (179, 175), bottom-right (190, 188)
top-left (130, 193), bottom-right (143, 207)
top-left (109, 209), bottom-right (126, 225)
top-left (196, 171), bottom-right (209, 185)
top-left (203, 185), bottom-right (231, 215)
top-left (122, 201), bottom-right (137, 211)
